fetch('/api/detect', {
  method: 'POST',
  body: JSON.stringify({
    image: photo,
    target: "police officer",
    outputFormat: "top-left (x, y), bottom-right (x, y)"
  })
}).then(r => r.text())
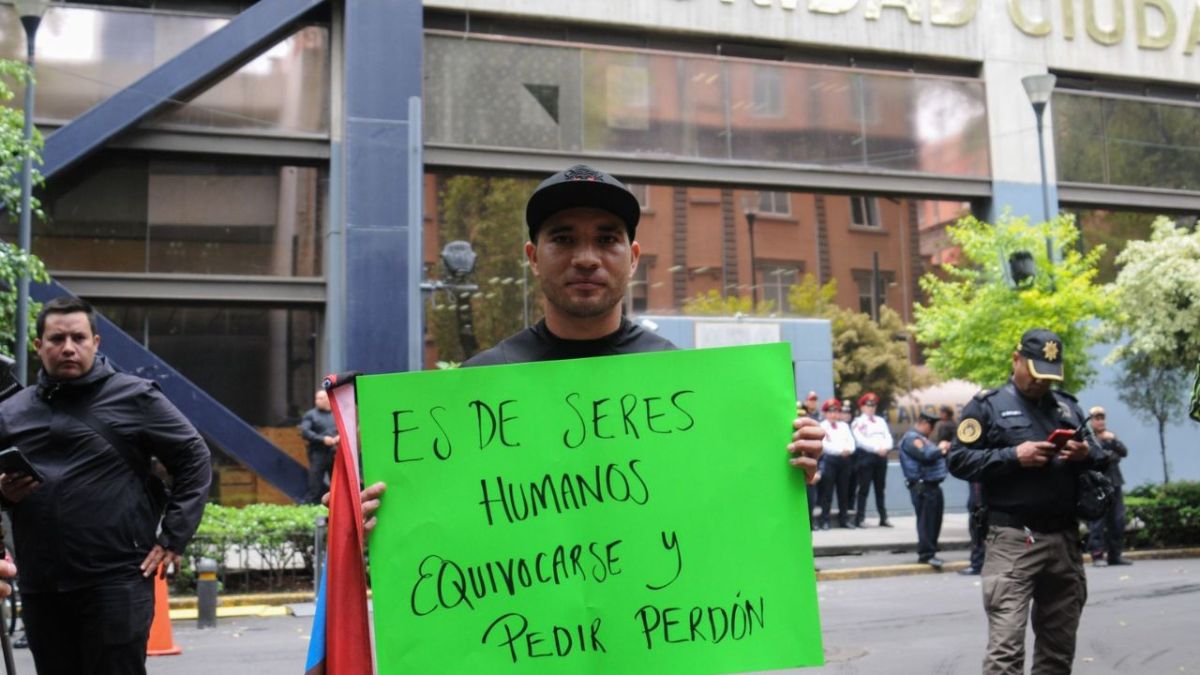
top-left (851, 392), bottom-right (894, 528)
top-left (948, 328), bottom-right (1104, 675)
top-left (818, 398), bottom-right (855, 529)
top-left (899, 410), bottom-right (947, 568)
top-left (1085, 406), bottom-right (1131, 567)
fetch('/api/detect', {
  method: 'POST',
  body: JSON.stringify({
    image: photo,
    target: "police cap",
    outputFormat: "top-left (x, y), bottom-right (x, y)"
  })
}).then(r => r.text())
top-left (1018, 328), bottom-right (1065, 382)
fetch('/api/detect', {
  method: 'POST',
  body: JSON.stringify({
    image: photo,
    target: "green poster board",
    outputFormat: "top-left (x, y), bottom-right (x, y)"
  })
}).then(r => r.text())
top-left (358, 343), bottom-right (823, 674)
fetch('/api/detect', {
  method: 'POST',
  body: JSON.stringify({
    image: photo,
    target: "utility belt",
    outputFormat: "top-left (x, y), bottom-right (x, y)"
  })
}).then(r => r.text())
top-left (988, 510), bottom-right (1077, 533)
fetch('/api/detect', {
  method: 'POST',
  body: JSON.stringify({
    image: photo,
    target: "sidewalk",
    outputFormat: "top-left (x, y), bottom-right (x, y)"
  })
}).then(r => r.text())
top-left (811, 511), bottom-right (970, 557)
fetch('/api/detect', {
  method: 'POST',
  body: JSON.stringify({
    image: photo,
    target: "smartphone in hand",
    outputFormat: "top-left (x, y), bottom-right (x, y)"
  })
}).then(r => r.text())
top-left (1047, 428), bottom-right (1076, 450)
top-left (0, 446), bottom-right (45, 484)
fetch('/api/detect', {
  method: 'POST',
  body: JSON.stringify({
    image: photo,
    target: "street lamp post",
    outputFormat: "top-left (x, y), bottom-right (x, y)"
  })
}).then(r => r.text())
top-left (13, 0), bottom-right (50, 384)
top-left (744, 209), bottom-right (758, 308)
top-left (1021, 73), bottom-right (1057, 268)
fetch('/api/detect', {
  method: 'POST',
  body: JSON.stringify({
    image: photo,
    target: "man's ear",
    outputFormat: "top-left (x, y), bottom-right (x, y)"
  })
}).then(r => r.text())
top-left (524, 241), bottom-right (538, 276)
top-left (629, 240), bottom-right (641, 275)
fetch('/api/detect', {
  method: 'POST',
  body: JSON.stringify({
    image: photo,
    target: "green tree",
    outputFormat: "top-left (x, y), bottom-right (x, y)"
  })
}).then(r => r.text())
top-left (1114, 353), bottom-right (1188, 485)
top-left (681, 289), bottom-right (775, 316)
top-left (786, 273), bottom-right (837, 317)
top-left (828, 305), bottom-right (919, 412)
top-left (912, 213), bottom-right (1113, 392)
top-left (427, 175), bottom-right (540, 363)
top-left (1102, 217), bottom-right (1200, 480)
top-left (1104, 217), bottom-right (1200, 370)
top-left (0, 59), bottom-right (48, 357)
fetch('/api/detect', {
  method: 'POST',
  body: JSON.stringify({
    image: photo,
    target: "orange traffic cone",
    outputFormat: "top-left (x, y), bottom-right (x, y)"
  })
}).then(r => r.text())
top-left (146, 569), bottom-right (182, 656)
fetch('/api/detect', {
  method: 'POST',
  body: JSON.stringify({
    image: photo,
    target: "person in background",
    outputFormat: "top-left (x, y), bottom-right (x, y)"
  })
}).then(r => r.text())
top-left (851, 392), bottom-right (894, 528)
top-left (800, 391), bottom-right (822, 530)
top-left (899, 410), bottom-right (948, 569)
top-left (819, 398), bottom-right (856, 529)
top-left (1086, 406), bottom-right (1131, 567)
top-left (300, 388), bottom-right (340, 505)
top-left (935, 404), bottom-right (985, 576)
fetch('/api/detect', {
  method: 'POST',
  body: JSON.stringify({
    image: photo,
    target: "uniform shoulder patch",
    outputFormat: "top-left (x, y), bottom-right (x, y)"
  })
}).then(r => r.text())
top-left (973, 389), bottom-right (997, 401)
top-left (957, 418), bottom-right (983, 444)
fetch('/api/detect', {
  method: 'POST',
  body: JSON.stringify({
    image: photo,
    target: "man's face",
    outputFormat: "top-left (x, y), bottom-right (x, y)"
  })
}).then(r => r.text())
top-left (917, 420), bottom-right (933, 436)
top-left (35, 312), bottom-right (100, 380)
top-left (1090, 414), bottom-right (1107, 434)
top-left (527, 207), bottom-right (640, 325)
top-left (315, 390), bottom-right (331, 411)
top-left (1012, 352), bottom-right (1053, 400)
top-left (862, 402), bottom-right (877, 417)
top-left (804, 398), bottom-right (818, 412)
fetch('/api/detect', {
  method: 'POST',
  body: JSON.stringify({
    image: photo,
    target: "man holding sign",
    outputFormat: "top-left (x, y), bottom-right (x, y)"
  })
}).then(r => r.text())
top-left (351, 165), bottom-right (827, 674)
top-left (361, 164), bottom-right (824, 513)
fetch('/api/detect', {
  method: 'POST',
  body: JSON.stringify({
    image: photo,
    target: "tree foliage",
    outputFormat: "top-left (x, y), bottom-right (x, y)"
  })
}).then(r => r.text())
top-left (912, 213), bottom-right (1113, 391)
top-left (0, 59), bottom-right (48, 357)
top-left (681, 289), bottom-right (775, 316)
top-left (427, 175), bottom-right (540, 362)
top-left (1103, 217), bottom-right (1200, 370)
top-left (828, 305), bottom-right (921, 412)
top-left (786, 273), bottom-right (837, 318)
top-left (1114, 352), bottom-right (1188, 484)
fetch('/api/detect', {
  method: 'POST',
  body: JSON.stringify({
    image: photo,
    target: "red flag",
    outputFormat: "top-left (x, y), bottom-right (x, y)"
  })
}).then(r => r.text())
top-left (321, 373), bottom-right (373, 674)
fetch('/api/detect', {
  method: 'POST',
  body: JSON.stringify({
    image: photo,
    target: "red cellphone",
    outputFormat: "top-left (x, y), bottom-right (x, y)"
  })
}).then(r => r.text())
top-left (1047, 428), bottom-right (1076, 449)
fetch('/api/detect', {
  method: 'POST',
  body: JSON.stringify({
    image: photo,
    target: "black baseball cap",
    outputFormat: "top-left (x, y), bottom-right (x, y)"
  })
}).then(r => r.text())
top-left (1018, 328), bottom-right (1064, 382)
top-left (525, 164), bottom-right (641, 242)
top-left (918, 410), bottom-right (939, 424)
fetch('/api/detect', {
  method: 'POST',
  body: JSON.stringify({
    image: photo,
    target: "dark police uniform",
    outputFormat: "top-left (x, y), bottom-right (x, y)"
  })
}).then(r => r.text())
top-left (948, 329), bottom-right (1103, 675)
top-left (898, 417), bottom-right (947, 566)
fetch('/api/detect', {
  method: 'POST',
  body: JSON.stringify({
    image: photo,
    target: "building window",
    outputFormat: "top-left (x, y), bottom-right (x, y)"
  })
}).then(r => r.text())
top-left (752, 66), bottom-right (783, 117)
top-left (852, 268), bottom-right (896, 317)
top-left (627, 183), bottom-right (651, 210)
top-left (850, 195), bottom-right (881, 228)
top-left (627, 258), bottom-right (651, 314)
top-left (759, 265), bottom-right (800, 313)
top-left (757, 191), bottom-right (791, 216)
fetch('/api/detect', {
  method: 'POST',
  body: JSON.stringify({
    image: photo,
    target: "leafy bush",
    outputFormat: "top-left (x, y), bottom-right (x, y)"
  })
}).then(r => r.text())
top-left (1125, 481), bottom-right (1200, 549)
top-left (176, 502), bottom-right (326, 593)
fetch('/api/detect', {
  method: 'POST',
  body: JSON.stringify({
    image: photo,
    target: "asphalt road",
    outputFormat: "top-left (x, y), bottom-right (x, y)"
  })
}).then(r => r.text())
top-left (10, 558), bottom-right (1196, 674)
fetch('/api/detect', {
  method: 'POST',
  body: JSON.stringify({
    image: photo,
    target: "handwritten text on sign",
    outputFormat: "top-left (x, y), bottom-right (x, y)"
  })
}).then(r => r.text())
top-left (359, 343), bottom-right (823, 674)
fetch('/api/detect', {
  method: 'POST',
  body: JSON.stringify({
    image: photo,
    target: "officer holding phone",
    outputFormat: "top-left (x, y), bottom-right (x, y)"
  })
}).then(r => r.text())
top-left (948, 328), bottom-right (1104, 675)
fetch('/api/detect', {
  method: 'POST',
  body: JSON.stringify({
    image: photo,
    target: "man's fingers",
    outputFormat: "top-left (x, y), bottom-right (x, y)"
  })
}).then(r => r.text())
top-left (361, 481), bottom-right (386, 502)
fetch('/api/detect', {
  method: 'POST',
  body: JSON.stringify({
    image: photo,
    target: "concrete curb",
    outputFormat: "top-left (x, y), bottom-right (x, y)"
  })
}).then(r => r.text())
top-left (816, 547), bottom-right (1200, 582)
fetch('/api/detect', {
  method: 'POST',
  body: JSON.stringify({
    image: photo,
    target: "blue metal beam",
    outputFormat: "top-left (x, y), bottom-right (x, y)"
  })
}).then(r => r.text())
top-left (32, 279), bottom-right (308, 501)
top-left (40, 0), bottom-right (326, 180)
top-left (338, 0), bottom-right (423, 375)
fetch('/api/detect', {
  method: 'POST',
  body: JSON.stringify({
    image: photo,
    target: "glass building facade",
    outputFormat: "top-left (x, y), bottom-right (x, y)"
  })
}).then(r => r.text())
top-left (3, 0), bottom-right (1197, 503)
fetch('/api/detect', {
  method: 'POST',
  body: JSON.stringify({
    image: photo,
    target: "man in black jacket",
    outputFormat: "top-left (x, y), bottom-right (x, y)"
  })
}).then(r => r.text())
top-left (300, 388), bottom-right (339, 504)
top-left (0, 296), bottom-right (212, 675)
top-left (1085, 405), bottom-right (1130, 567)
top-left (357, 164), bottom-right (826, 527)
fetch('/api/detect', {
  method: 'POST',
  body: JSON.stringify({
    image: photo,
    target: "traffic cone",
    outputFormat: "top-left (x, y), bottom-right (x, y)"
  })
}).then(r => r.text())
top-left (146, 569), bottom-right (182, 656)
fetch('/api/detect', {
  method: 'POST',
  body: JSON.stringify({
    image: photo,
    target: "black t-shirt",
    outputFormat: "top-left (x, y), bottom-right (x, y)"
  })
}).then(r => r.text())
top-left (463, 317), bottom-right (676, 367)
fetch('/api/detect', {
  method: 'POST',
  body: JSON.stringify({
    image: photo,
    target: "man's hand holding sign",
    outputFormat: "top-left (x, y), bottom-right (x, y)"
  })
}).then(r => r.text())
top-left (330, 164), bottom-right (824, 673)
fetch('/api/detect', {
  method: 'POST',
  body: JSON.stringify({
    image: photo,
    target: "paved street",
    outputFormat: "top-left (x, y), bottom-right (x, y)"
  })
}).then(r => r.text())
top-left (10, 558), bottom-right (1196, 674)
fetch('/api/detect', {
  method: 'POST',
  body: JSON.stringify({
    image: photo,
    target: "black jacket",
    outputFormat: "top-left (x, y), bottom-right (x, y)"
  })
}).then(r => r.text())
top-left (463, 318), bottom-right (676, 366)
top-left (0, 356), bottom-right (212, 592)
top-left (299, 408), bottom-right (338, 455)
top-left (947, 380), bottom-right (1102, 519)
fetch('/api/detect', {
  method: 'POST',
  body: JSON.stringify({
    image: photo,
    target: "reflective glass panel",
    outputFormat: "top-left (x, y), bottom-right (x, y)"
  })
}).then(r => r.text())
top-left (1054, 92), bottom-right (1200, 192)
top-left (420, 170), bottom-right (969, 367)
top-left (0, 6), bottom-right (329, 134)
top-left (425, 34), bottom-right (991, 178)
top-left (0, 155), bottom-right (326, 276)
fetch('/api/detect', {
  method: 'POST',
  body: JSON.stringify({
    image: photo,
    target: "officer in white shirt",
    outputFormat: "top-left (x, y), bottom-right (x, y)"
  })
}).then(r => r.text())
top-left (852, 392), bottom-right (894, 528)
top-left (818, 398), bottom-right (857, 529)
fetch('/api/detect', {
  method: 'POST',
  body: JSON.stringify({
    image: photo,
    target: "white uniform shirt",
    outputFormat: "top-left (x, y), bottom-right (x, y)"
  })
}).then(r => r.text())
top-left (852, 414), bottom-right (894, 453)
top-left (820, 419), bottom-right (856, 457)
